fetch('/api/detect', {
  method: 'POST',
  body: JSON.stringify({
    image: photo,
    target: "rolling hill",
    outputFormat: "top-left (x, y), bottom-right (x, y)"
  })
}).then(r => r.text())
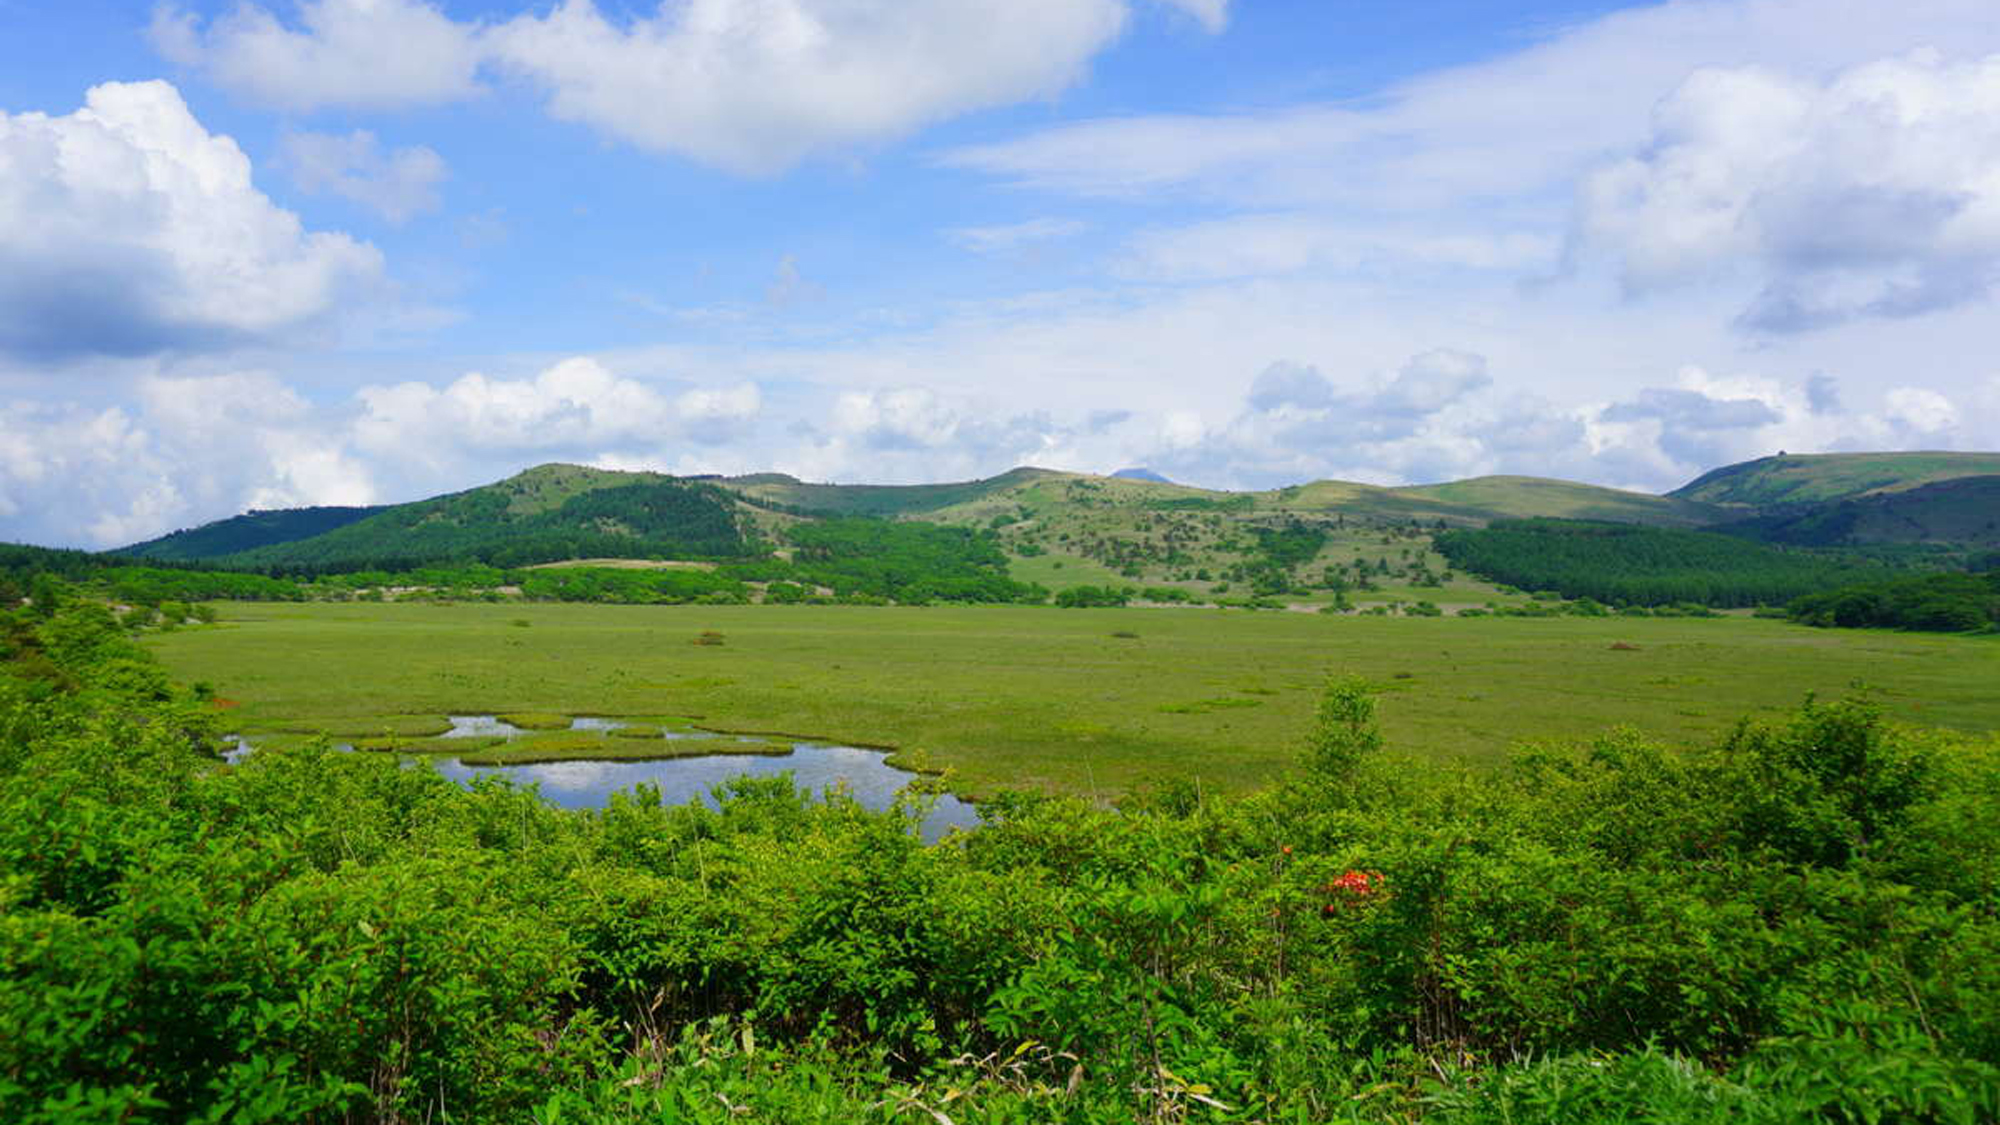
top-left (203, 465), bottom-right (758, 571)
top-left (1391, 475), bottom-right (1722, 527)
top-left (1670, 451), bottom-right (2000, 509)
top-left (122, 505), bottom-right (388, 560)
top-left (715, 466), bottom-right (1063, 517)
top-left (79, 452), bottom-right (1999, 597)
top-left (1718, 475), bottom-right (2000, 548)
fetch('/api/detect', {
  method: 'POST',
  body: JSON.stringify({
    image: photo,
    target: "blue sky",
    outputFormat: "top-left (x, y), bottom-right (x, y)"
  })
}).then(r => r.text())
top-left (3, 0), bottom-right (1999, 547)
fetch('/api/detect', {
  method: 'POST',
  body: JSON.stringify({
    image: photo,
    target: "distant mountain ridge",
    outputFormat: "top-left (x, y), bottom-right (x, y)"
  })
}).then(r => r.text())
top-left (1671, 451), bottom-right (2000, 508)
top-left (1718, 475), bottom-right (2000, 548)
top-left (122, 504), bottom-right (389, 561)
top-left (103, 450), bottom-right (2000, 573)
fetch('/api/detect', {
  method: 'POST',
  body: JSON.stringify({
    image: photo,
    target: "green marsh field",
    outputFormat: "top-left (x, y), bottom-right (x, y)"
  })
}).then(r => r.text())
top-left (146, 601), bottom-right (2000, 796)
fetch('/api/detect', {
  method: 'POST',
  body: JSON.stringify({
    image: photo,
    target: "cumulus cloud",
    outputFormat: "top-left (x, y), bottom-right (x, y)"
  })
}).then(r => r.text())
top-left (783, 386), bottom-right (1077, 482)
top-left (352, 357), bottom-right (757, 464)
top-left (152, 0), bottom-right (1228, 173)
top-left (1575, 51), bottom-right (2000, 332)
top-left (0, 357), bottom-right (769, 547)
top-left (151, 0), bottom-right (483, 111)
top-left (1242, 350), bottom-right (1491, 443)
top-left (1107, 353), bottom-right (1994, 497)
top-left (280, 130), bottom-right (447, 222)
top-left (484, 0), bottom-right (1144, 174)
top-left (1600, 387), bottom-right (1783, 432)
top-left (0, 81), bottom-right (382, 362)
top-left (940, 0), bottom-right (2000, 209)
top-left (0, 372), bottom-right (377, 548)
top-left (1883, 386), bottom-right (1960, 436)
top-left (1805, 373), bottom-right (1842, 415)
top-left (1138, 351), bottom-right (1499, 488)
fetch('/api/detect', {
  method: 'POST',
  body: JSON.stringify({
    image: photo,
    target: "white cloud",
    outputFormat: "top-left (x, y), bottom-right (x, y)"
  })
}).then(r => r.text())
top-left (1142, 350), bottom-right (1500, 487)
top-left (0, 372), bottom-right (377, 548)
top-left (354, 358), bottom-right (682, 459)
top-left (484, 0), bottom-right (1136, 174)
top-left (1154, 0), bottom-right (1227, 33)
top-left (0, 80), bottom-right (382, 362)
top-left (941, 0), bottom-right (2000, 211)
top-left (948, 218), bottom-right (1087, 254)
top-left (350, 357), bottom-right (767, 483)
top-left (1576, 50), bottom-right (2000, 332)
top-left (151, 0), bottom-right (483, 111)
top-left (1883, 386), bottom-right (1960, 435)
top-left (0, 357), bottom-right (770, 547)
top-left (280, 130), bottom-right (447, 223)
top-left (1116, 214), bottom-right (1556, 281)
top-left (1100, 352), bottom-right (1994, 497)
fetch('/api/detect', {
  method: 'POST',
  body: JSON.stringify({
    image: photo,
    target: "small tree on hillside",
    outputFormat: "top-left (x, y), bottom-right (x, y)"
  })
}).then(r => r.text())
top-left (1305, 674), bottom-right (1381, 784)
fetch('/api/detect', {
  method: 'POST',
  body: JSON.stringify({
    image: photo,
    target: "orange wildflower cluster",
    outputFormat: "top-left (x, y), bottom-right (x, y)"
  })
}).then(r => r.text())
top-left (1319, 869), bottom-right (1384, 916)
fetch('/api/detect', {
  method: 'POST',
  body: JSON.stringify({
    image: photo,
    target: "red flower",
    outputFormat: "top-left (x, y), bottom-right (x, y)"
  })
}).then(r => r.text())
top-left (1318, 869), bottom-right (1385, 913)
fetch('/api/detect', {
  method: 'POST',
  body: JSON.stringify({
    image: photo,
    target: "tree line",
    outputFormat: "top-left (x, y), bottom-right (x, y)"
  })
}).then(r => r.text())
top-left (215, 481), bottom-right (756, 572)
top-left (1790, 569), bottom-right (2000, 632)
top-left (1434, 519), bottom-right (1898, 608)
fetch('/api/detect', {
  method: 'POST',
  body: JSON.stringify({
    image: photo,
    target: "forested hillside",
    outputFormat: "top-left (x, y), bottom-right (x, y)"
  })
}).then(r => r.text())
top-left (1434, 519), bottom-right (1894, 607)
top-left (120, 504), bottom-right (387, 560)
top-left (1722, 475), bottom-right (2000, 550)
top-left (21, 452), bottom-right (2000, 612)
top-left (1791, 569), bottom-right (2000, 632)
top-left (215, 478), bottom-right (754, 572)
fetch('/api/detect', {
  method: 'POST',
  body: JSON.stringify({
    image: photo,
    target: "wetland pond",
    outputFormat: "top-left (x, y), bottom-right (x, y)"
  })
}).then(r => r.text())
top-left (229, 714), bottom-right (982, 843)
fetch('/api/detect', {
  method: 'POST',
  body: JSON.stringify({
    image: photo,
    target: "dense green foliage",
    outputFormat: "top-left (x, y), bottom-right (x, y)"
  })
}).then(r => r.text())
top-left (1, 543), bottom-right (139, 583)
top-left (1435, 519), bottom-right (1893, 607)
top-left (4, 581), bottom-right (1998, 1122)
top-left (1721, 475), bottom-right (2000, 552)
top-left (518, 566), bottom-right (752, 605)
top-left (217, 480), bottom-right (753, 572)
top-left (767, 518), bottom-right (1046, 604)
top-left (118, 505), bottom-right (389, 560)
top-left (1790, 570), bottom-right (2000, 632)
top-left (1, 546), bottom-right (297, 610)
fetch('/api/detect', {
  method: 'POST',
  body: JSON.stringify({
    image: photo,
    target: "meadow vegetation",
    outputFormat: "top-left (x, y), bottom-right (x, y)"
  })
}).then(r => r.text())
top-left (142, 601), bottom-right (2000, 797)
top-left (7, 448), bottom-right (2000, 1123)
top-left (2, 589), bottom-right (1997, 1123)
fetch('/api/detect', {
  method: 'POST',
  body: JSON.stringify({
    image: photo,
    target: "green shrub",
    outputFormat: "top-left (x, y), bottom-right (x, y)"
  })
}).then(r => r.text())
top-left (497, 711), bottom-right (573, 730)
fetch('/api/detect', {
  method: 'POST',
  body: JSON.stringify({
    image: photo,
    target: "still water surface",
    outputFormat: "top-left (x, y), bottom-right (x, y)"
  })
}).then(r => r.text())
top-left (226, 716), bottom-right (981, 843)
top-left (430, 743), bottom-right (980, 843)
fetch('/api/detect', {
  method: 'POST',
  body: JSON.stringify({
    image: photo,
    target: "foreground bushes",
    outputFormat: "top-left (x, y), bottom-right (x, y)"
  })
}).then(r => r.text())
top-left (1, 612), bottom-right (1997, 1122)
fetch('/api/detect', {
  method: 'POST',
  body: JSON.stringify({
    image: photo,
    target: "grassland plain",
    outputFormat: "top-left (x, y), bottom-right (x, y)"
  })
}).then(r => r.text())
top-left (145, 601), bottom-right (1999, 796)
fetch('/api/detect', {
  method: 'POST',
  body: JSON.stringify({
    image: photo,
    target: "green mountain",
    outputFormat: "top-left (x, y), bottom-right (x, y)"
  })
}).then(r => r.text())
top-left (121, 505), bottom-right (388, 560)
top-left (1391, 475), bottom-right (1721, 527)
top-left (1670, 451), bottom-right (2000, 509)
top-left (1720, 475), bottom-right (2000, 549)
top-left (717, 466), bottom-right (1062, 517)
top-left (96, 453), bottom-right (2000, 596)
top-left (211, 464), bottom-right (756, 572)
